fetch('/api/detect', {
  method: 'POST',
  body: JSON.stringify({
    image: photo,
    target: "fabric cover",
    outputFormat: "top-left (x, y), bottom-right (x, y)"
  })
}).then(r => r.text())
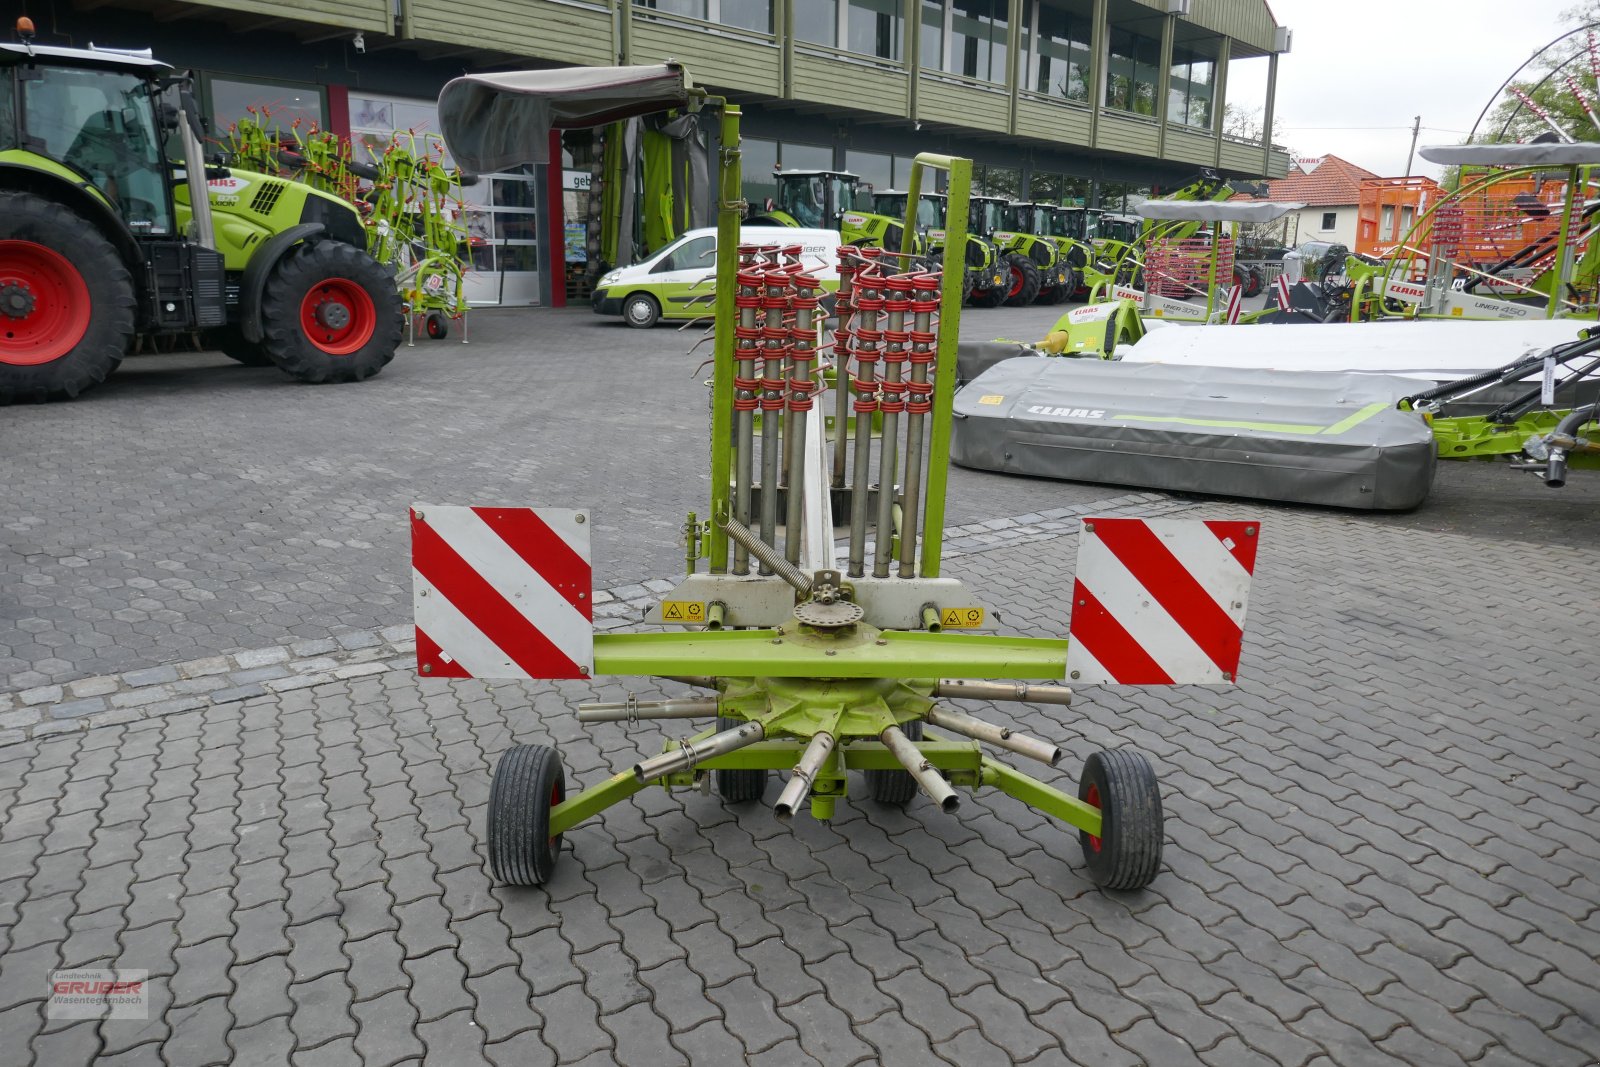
top-left (952, 358), bottom-right (1438, 511)
top-left (1420, 142), bottom-right (1600, 167)
top-left (1135, 200), bottom-right (1306, 223)
top-left (439, 64), bottom-right (689, 172)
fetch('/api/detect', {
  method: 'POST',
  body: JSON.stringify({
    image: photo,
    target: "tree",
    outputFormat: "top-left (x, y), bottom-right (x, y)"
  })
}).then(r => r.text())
top-left (1478, 3), bottom-right (1600, 144)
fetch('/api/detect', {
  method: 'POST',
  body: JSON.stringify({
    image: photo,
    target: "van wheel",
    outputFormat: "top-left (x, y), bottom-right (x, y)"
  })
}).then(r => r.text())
top-left (623, 293), bottom-right (660, 329)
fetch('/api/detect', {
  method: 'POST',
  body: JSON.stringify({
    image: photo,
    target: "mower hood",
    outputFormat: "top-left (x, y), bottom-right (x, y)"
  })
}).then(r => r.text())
top-left (438, 63), bottom-right (691, 173)
top-left (1136, 200), bottom-right (1305, 223)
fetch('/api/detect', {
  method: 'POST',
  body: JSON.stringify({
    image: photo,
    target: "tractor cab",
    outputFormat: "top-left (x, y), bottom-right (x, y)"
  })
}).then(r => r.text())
top-left (968, 195), bottom-right (1008, 240)
top-left (872, 189), bottom-right (943, 231)
top-left (1094, 213), bottom-right (1143, 246)
top-left (1049, 206), bottom-right (1088, 242)
top-left (1000, 202), bottom-right (1054, 238)
top-left (764, 169), bottom-right (860, 229)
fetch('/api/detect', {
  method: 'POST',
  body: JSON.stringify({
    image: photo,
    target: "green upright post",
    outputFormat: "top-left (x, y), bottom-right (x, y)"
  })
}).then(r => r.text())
top-left (919, 156), bottom-right (970, 579)
top-left (1548, 164), bottom-right (1580, 320)
top-left (707, 102), bottom-right (742, 574)
top-left (1205, 220), bottom-right (1220, 320)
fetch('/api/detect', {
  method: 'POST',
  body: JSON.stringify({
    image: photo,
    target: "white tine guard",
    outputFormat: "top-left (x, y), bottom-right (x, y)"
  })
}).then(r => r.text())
top-left (411, 505), bottom-right (594, 680)
top-left (1066, 517), bottom-right (1260, 686)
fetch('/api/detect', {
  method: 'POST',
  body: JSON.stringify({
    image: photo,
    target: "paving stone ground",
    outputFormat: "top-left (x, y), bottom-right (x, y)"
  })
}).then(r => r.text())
top-left (2, 306), bottom-right (1599, 1065)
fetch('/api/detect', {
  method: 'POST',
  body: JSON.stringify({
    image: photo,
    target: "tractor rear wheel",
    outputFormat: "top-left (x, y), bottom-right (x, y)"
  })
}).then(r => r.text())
top-left (866, 718), bottom-right (923, 804)
top-left (259, 241), bottom-right (401, 384)
top-left (1003, 253), bottom-right (1043, 307)
top-left (487, 744), bottom-right (566, 886)
top-left (715, 716), bottom-right (769, 802)
top-left (211, 326), bottom-right (274, 366)
top-left (0, 191), bottom-right (135, 403)
top-left (970, 281), bottom-right (1007, 308)
top-left (1078, 748), bottom-right (1163, 890)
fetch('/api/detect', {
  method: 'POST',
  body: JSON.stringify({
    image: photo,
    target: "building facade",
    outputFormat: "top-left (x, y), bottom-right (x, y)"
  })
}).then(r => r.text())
top-left (21, 0), bottom-right (1290, 306)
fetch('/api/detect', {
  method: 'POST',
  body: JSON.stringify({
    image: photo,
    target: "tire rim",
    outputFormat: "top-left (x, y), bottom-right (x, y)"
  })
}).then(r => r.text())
top-left (300, 278), bottom-right (376, 356)
top-left (1008, 265), bottom-right (1025, 299)
top-left (1084, 782), bottom-right (1103, 853)
top-left (0, 240), bottom-right (92, 366)
top-left (626, 300), bottom-right (651, 326)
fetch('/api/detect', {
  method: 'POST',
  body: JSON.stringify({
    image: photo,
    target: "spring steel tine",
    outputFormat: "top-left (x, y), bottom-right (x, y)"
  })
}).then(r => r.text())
top-left (720, 517), bottom-right (812, 596)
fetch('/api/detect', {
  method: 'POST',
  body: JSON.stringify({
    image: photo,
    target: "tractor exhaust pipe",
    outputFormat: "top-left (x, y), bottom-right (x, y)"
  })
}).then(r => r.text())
top-left (880, 724), bottom-right (959, 813)
top-left (932, 680), bottom-right (1074, 706)
top-left (773, 732), bottom-right (834, 820)
top-left (633, 720), bottom-right (766, 782)
top-left (924, 707), bottom-right (1062, 767)
top-left (576, 698), bottom-right (718, 723)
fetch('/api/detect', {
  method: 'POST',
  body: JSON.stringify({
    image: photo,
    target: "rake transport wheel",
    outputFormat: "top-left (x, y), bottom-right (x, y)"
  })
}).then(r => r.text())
top-left (259, 241), bottom-right (402, 383)
top-left (1003, 253), bottom-right (1043, 307)
top-left (487, 744), bottom-right (566, 886)
top-left (1078, 748), bottom-right (1163, 890)
top-left (716, 716), bottom-right (770, 801)
top-left (425, 312), bottom-right (450, 340)
top-left (0, 191), bottom-right (135, 403)
top-left (866, 718), bottom-right (924, 804)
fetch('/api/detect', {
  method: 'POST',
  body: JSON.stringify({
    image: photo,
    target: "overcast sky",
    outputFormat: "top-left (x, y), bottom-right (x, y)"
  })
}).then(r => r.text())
top-left (1231, 0), bottom-right (1580, 178)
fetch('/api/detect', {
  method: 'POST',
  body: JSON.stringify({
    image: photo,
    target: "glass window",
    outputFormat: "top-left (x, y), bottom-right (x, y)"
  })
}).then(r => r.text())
top-left (1033, 0), bottom-right (1092, 102)
top-left (1321, 212), bottom-right (1337, 230)
top-left (1106, 25), bottom-right (1159, 116)
top-left (950, 0), bottom-right (1006, 82)
top-left (1, 72), bottom-right (17, 149)
top-left (920, 0), bottom-right (944, 69)
top-left (742, 136), bottom-right (779, 211)
top-left (634, 0), bottom-right (707, 18)
top-left (655, 235), bottom-right (717, 271)
top-left (781, 141), bottom-right (834, 170)
top-left (847, 0), bottom-right (902, 60)
top-left (975, 164), bottom-right (1019, 199)
top-left (23, 66), bottom-right (171, 234)
top-left (209, 76), bottom-right (324, 139)
top-left (1168, 41), bottom-right (1214, 126)
top-left (721, 0), bottom-right (772, 31)
top-left (795, 0), bottom-right (837, 45)
top-left (846, 149), bottom-right (892, 194)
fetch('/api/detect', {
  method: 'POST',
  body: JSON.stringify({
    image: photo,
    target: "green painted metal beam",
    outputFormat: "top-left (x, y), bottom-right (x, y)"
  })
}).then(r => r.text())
top-left (548, 771), bottom-right (648, 836)
top-left (982, 756), bottom-right (1101, 837)
top-left (594, 629), bottom-right (1069, 680)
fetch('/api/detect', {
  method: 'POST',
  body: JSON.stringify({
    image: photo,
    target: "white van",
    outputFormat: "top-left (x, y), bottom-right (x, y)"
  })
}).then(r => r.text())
top-left (591, 226), bottom-right (841, 328)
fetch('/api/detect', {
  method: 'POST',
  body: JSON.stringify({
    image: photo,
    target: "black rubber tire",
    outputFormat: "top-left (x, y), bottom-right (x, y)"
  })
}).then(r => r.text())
top-left (1003, 253), bottom-right (1043, 307)
top-left (211, 326), bottom-right (274, 366)
top-left (1078, 748), bottom-right (1163, 890)
top-left (970, 280), bottom-right (1007, 308)
top-left (1039, 266), bottom-right (1077, 305)
top-left (259, 241), bottom-right (401, 384)
top-left (487, 744), bottom-right (566, 886)
top-left (0, 190), bottom-right (134, 403)
top-left (425, 312), bottom-right (449, 340)
top-left (622, 292), bottom-right (660, 329)
top-left (715, 716), bottom-right (768, 801)
top-left (1243, 266), bottom-right (1263, 298)
top-left (866, 718), bottom-right (923, 804)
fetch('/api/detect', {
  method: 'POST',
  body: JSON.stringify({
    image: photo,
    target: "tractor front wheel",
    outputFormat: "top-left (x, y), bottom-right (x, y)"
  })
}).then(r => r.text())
top-left (1003, 254), bottom-right (1043, 307)
top-left (487, 744), bottom-right (566, 886)
top-left (259, 241), bottom-right (401, 384)
top-left (1078, 748), bottom-right (1163, 890)
top-left (0, 191), bottom-right (135, 403)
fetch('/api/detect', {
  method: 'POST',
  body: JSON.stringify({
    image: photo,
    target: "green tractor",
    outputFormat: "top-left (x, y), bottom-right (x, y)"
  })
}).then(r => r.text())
top-left (0, 30), bottom-right (401, 402)
top-left (748, 168), bottom-right (921, 256)
top-left (874, 189), bottom-right (1009, 307)
top-left (994, 202), bottom-right (1079, 305)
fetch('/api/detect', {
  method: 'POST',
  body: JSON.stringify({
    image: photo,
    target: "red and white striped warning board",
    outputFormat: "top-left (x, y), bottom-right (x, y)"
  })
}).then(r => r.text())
top-left (411, 505), bottom-right (593, 680)
top-left (1066, 518), bottom-right (1260, 685)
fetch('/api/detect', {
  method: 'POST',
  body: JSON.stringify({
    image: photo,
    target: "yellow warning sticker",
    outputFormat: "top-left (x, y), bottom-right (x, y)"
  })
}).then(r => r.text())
top-left (979, 394), bottom-right (1005, 406)
top-left (940, 607), bottom-right (986, 629)
top-left (661, 601), bottom-right (707, 623)
top-left (1451, 306), bottom-right (1464, 317)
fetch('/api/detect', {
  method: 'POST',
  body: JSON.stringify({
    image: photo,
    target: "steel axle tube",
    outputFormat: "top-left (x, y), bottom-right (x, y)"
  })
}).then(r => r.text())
top-left (924, 707), bottom-right (1062, 766)
top-left (881, 724), bottom-right (959, 813)
top-left (633, 721), bottom-right (766, 782)
top-left (576, 699), bottom-right (718, 723)
top-left (773, 732), bottom-right (835, 819)
top-left (933, 680), bottom-right (1074, 706)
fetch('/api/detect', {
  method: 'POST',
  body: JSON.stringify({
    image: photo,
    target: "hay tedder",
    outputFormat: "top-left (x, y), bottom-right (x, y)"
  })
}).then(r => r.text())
top-left (415, 64), bottom-right (1263, 891)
